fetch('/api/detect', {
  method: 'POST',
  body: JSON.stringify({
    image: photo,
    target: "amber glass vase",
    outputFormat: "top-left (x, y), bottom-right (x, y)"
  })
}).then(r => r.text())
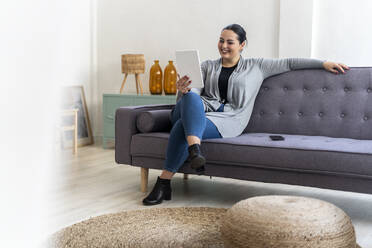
top-left (149, 60), bottom-right (162, 94)
top-left (163, 60), bottom-right (177, 95)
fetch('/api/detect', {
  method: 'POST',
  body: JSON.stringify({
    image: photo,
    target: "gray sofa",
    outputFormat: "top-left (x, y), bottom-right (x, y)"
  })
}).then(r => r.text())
top-left (115, 67), bottom-right (372, 194)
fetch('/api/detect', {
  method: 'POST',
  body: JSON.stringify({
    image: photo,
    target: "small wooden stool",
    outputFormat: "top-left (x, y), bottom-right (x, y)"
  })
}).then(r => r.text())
top-left (59, 108), bottom-right (79, 154)
top-left (120, 54), bottom-right (145, 95)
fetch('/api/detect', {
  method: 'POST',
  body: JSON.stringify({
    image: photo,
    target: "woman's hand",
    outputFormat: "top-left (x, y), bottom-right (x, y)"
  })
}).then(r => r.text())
top-left (176, 74), bottom-right (192, 94)
top-left (323, 61), bottom-right (349, 74)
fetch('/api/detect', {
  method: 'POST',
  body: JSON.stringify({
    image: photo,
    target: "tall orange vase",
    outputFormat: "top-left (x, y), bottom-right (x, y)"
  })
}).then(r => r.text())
top-left (149, 60), bottom-right (162, 95)
top-left (163, 60), bottom-right (177, 95)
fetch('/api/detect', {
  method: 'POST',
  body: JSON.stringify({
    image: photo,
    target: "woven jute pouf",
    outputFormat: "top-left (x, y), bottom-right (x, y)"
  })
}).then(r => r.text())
top-left (221, 195), bottom-right (360, 248)
top-left (47, 207), bottom-right (227, 248)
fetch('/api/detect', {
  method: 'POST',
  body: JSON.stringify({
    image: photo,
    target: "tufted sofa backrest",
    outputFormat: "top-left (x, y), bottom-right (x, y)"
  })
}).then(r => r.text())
top-left (244, 67), bottom-right (372, 140)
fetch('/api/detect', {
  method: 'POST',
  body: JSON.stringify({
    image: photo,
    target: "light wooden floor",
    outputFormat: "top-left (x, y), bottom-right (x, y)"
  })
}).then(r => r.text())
top-left (45, 142), bottom-right (372, 247)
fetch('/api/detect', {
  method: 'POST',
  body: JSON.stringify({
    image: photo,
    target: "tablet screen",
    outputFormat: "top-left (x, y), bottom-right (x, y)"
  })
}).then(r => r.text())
top-left (175, 50), bottom-right (204, 88)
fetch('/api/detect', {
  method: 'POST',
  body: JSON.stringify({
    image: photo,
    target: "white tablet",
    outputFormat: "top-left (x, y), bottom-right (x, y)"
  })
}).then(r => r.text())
top-left (175, 50), bottom-right (204, 88)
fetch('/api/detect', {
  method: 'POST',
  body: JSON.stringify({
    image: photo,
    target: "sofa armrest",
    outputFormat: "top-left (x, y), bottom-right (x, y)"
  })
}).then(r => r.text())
top-left (115, 104), bottom-right (175, 165)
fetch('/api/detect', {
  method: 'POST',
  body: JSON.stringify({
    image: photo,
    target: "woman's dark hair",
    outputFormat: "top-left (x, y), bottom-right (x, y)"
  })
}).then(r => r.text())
top-left (222, 24), bottom-right (247, 44)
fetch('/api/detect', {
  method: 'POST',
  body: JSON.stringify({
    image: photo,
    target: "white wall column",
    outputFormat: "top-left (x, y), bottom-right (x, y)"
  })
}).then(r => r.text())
top-left (279, 0), bottom-right (314, 58)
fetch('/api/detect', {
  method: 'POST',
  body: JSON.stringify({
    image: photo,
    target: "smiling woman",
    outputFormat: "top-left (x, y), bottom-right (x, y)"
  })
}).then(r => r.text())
top-left (142, 23), bottom-right (350, 206)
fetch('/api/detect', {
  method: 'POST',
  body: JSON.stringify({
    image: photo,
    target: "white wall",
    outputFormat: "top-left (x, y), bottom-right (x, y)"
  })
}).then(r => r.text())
top-left (0, 0), bottom-right (93, 247)
top-left (279, 0), bottom-right (314, 58)
top-left (279, 0), bottom-right (372, 66)
top-left (312, 0), bottom-right (372, 66)
top-left (56, 0), bottom-right (96, 137)
top-left (56, 1), bottom-right (94, 87)
top-left (95, 0), bottom-right (280, 137)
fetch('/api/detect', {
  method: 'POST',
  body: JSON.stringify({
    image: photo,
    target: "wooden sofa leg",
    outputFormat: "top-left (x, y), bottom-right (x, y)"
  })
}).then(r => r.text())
top-left (141, 167), bottom-right (149, 193)
top-left (183, 173), bottom-right (188, 180)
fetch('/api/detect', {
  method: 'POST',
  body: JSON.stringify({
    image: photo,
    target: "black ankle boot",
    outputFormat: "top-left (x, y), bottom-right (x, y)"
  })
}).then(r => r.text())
top-left (142, 176), bottom-right (172, 206)
top-left (188, 144), bottom-right (206, 169)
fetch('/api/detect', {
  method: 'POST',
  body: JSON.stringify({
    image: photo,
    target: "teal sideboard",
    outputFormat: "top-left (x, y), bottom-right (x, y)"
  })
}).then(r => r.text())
top-left (102, 94), bottom-right (177, 148)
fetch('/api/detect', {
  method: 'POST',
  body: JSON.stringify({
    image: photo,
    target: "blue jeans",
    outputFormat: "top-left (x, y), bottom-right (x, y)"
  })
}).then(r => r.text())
top-left (164, 92), bottom-right (223, 172)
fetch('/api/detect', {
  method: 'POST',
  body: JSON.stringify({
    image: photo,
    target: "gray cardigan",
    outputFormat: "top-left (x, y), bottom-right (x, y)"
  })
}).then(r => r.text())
top-left (181, 56), bottom-right (325, 138)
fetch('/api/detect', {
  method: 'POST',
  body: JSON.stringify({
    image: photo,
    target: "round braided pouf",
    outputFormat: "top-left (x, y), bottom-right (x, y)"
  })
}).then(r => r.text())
top-left (221, 195), bottom-right (360, 248)
top-left (47, 207), bottom-right (227, 248)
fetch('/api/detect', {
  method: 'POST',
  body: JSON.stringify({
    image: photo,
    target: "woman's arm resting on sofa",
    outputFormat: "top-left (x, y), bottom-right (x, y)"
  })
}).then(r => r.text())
top-left (257, 58), bottom-right (323, 79)
top-left (256, 58), bottom-right (349, 79)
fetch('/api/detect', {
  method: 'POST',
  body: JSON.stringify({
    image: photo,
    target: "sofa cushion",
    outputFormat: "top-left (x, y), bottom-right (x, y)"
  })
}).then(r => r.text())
top-left (130, 132), bottom-right (372, 178)
top-left (245, 68), bottom-right (372, 140)
top-left (136, 109), bottom-right (172, 133)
